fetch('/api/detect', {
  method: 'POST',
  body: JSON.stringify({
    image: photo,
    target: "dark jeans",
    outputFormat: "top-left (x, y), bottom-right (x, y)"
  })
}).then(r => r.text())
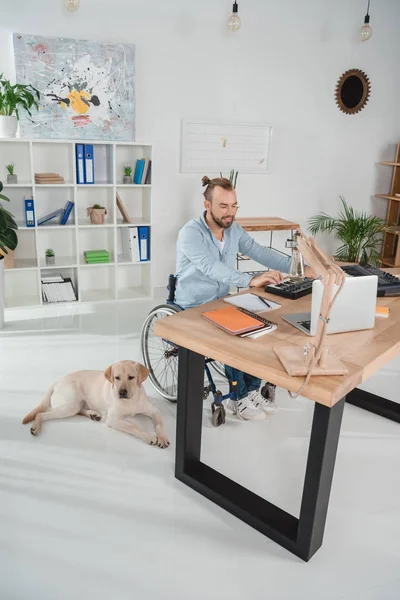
top-left (224, 365), bottom-right (261, 400)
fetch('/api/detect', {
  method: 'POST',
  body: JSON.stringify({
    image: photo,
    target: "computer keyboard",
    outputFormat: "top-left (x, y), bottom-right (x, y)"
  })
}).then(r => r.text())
top-left (341, 264), bottom-right (400, 296)
top-left (264, 277), bottom-right (314, 300)
top-left (299, 320), bottom-right (311, 331)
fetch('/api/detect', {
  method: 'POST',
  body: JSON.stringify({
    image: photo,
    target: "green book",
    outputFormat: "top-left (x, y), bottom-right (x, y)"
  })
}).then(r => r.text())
top-left (84, 249), bottom-right (109, 258)
top-left (85, 257), bottom-right (110, 263)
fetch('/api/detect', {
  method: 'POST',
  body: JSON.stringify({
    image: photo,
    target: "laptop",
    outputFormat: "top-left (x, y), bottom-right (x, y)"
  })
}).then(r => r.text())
top-left (281, 275), bottom-right (378, 336)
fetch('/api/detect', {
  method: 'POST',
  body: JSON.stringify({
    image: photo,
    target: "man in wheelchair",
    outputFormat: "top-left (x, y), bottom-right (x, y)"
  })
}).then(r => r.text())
top-left (173, 175), bottom-right (294, 421)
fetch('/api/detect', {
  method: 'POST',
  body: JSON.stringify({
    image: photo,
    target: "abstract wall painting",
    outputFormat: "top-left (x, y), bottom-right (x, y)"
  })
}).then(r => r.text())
top-left (13, 33), bottom-right (135, 140)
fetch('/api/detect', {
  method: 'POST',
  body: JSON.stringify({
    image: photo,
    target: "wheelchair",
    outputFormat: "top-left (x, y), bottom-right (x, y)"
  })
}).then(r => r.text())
top-left (140, 275), bottom-right (238, 427)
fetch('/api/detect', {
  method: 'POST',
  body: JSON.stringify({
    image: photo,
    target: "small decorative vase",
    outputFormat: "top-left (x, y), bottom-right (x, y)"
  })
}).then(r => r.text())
top-left (0, 115), bottom-right (18, 138)
top-left (7, 174), bottom-right (18, 184)
top-left (46, 255), bottom-right (55, 265)
top-left (123, 175), bottom-right (133, 184)
top-left (87, 207), bottom-right (107, 224)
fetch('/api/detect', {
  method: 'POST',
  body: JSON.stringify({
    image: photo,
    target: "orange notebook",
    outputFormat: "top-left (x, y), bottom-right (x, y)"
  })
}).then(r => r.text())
top-left (202, 305), bottom-right (265, 335)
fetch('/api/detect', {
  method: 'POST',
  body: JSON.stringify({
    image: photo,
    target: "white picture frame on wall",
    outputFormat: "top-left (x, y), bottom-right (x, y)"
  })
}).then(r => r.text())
top-left (180, 119), bottom-right (273, 174)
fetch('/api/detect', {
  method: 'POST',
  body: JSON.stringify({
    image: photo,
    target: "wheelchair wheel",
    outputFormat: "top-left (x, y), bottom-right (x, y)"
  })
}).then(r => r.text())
top-left (141, 304), bottom-right (181, 402)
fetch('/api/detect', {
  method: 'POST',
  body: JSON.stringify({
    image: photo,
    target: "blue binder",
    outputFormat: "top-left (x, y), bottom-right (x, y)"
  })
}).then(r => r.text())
top-left (75, 144), bottom-right (85, 184)
top-left (60, 201), bottom-right (75, 225)
top-left (84, 144), bottom-right (94, 184)
top-left (24, 198), bottom-right (35, 227)
top-left (138, 226), bottom-right (150, 261)
top-left (37, 208), bottom-right (64, 226)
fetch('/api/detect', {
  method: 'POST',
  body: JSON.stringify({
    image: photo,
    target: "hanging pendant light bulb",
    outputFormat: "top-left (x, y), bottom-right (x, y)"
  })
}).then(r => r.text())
top-left (228, 2), bottom-right (241, 32)
top-left (360, 0), bottom-right (372, 41)
top-left (65, 0), bottom-right (80, 11)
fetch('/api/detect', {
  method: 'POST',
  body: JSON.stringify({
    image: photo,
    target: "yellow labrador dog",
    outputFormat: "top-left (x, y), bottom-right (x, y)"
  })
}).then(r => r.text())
top-left (22, 360), bottom-right (169, 448)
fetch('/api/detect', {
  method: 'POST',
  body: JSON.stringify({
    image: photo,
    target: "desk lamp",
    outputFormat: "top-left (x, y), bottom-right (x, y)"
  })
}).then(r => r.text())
top-left (274, 230), bottom-right (349, 377)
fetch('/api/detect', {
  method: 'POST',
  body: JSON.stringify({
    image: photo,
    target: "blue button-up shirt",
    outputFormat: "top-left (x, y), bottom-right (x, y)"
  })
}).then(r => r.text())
top-left (175, 213), bottom-right (291, 309)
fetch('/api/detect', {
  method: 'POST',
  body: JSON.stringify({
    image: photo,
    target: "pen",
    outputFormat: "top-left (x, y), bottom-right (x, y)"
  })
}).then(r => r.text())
top-left (259, 296), bottom-right (271, 309)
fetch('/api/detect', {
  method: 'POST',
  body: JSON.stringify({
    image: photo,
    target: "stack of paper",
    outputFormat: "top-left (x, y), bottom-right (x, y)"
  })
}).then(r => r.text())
top-left (224, 293), bottom-right (281, 313)
top-left (41, 273), bottom-right (77, 303)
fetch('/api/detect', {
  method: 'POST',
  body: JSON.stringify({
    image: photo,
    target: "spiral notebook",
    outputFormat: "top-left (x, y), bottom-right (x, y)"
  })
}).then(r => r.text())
top-left (202, 305), bottom-right (276, 336)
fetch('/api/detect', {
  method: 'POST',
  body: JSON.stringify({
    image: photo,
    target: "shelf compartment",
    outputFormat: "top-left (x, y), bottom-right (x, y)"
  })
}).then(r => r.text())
top-left (4, 268), bottom-right (40, 308)
top-left (116, 263), bottom-right (151, 300)
top-left (9, 230), bottom-right (37, 269)
top-left (115, 145), bottom-right (152, 185)
top-left (79, 265), bottom-right (115, 302)
top-left (78, 227), bottom-right (114, 265)
top-left (40, 267), bottom-right (78, 304)
top-left (35, 186), bottom-right (75, 227)
top-left (0, 141), bottom-right (31, 184)
top-left (31, 141), bottom-right (74, 184)
top-left (2, 187), bottom-right (34, 228)
top-left (76, 186), bottom-right (115, 225)
top-left (36, 227), bottom-right (77, 268)
top-left (115, 186), bottom-right (151, 224)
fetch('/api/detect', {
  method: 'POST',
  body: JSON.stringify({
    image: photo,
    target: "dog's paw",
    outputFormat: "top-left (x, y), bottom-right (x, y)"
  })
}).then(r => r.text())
top-left (88, 410), bottom-right (101, 422)
top-left (149, 435), bottom-right (170, 449)
top-left (30, 422), bottom-right (41, 436)
top-left (156, 433), bottom-right (170, 449)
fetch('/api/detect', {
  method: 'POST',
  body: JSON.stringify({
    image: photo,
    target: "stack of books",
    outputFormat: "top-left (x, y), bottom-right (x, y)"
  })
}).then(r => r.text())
top-left (41, 273), bottom-right (77, 303)
top-left (133, 159), bottom-right (152, 184)
top-left (35, 172), bottom-right (65, 184)
top-left (84, 249), bottom-right (110, 264)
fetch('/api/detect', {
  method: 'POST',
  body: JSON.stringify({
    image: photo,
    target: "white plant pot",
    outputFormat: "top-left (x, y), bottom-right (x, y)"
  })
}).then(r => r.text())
top-left (0, 258), bottom-right (4, 330)
top-left (0, 115), bottom-right (18, 139)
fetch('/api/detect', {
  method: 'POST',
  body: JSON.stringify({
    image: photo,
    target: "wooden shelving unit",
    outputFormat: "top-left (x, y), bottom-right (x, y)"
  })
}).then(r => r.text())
top-left (376, 143), bottom-right (400, 267)
top-left (0, 139), bottom-right (153, 309)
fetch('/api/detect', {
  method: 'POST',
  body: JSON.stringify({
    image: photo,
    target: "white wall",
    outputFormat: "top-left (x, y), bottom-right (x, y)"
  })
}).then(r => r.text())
top-left (1, 0), bottom-right (400, 287)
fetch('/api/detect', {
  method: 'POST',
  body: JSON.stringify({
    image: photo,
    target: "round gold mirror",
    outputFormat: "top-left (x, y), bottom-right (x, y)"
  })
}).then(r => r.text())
top-left (335, 69), bottom-right (371, 115)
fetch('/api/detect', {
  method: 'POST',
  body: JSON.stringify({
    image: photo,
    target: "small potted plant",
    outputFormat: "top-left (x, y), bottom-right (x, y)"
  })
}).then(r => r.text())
top-left (87, 203), bottom-right (107, 224)
top-left (6, 163), bottom-right (17, 184)
top-left (45, 248), bottom-right (55, 265)
top-left (123, 166), bottom-right (133, 184)
top-left (0, 73), bottom-right (40, 138)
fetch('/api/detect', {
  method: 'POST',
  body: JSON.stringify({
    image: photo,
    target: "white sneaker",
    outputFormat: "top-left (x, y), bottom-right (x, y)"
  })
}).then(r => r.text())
top-left (228, 392), bottom-right (267, 421)
top-left (259, 383), bottom-right (278, 414)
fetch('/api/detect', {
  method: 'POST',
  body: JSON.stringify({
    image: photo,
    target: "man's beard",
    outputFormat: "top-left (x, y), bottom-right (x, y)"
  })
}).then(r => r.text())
top-left (210, 210), bottom-right (234, 229)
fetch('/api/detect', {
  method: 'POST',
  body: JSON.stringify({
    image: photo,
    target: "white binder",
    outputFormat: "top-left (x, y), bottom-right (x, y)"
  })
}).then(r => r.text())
top-left (121, 227), bottom-right (140, 262)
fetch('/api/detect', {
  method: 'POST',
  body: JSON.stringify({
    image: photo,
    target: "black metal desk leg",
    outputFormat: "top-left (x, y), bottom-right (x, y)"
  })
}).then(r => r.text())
top-left (296, 397), bottom-right (345, 561)
top-left (346, 388), bottom-right (400, 423)
top-left (175, 347), bottom-right (205, 477)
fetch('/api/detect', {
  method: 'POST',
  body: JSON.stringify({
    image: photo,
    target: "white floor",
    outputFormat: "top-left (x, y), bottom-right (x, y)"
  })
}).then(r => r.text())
top-left (0, 299), bottom-right (400, 600)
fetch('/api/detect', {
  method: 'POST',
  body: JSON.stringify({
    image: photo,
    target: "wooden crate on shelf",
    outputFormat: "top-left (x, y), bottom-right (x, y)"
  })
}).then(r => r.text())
top-left (376, 142), bottom-right (400, 267)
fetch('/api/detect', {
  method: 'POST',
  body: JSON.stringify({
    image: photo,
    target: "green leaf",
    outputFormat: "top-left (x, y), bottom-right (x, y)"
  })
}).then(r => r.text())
top-left (0, 209), bottom-right (8, 230)
top-left (1, 228), bottom-right (17, 250)
top-left (0, 193), bottom-right (10, 202)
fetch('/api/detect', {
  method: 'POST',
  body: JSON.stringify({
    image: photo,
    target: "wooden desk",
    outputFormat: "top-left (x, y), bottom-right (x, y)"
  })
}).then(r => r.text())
top-left (236, 216), bottom-right (300, 232)
top-left (154, 274), bottom-right (400, 561)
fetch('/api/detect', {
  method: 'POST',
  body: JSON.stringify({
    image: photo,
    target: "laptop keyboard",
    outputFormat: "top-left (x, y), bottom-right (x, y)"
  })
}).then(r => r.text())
top-left (298, 320), bottom-right (311, 331)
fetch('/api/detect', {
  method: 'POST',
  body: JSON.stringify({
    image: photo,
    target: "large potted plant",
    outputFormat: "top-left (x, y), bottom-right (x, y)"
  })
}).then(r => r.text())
top-left (0, 73), bottom-right (40, 138)
top-left (0, 182), bottom-right (18, 328)
top-left (308, 196), bottom-right (385, 265)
